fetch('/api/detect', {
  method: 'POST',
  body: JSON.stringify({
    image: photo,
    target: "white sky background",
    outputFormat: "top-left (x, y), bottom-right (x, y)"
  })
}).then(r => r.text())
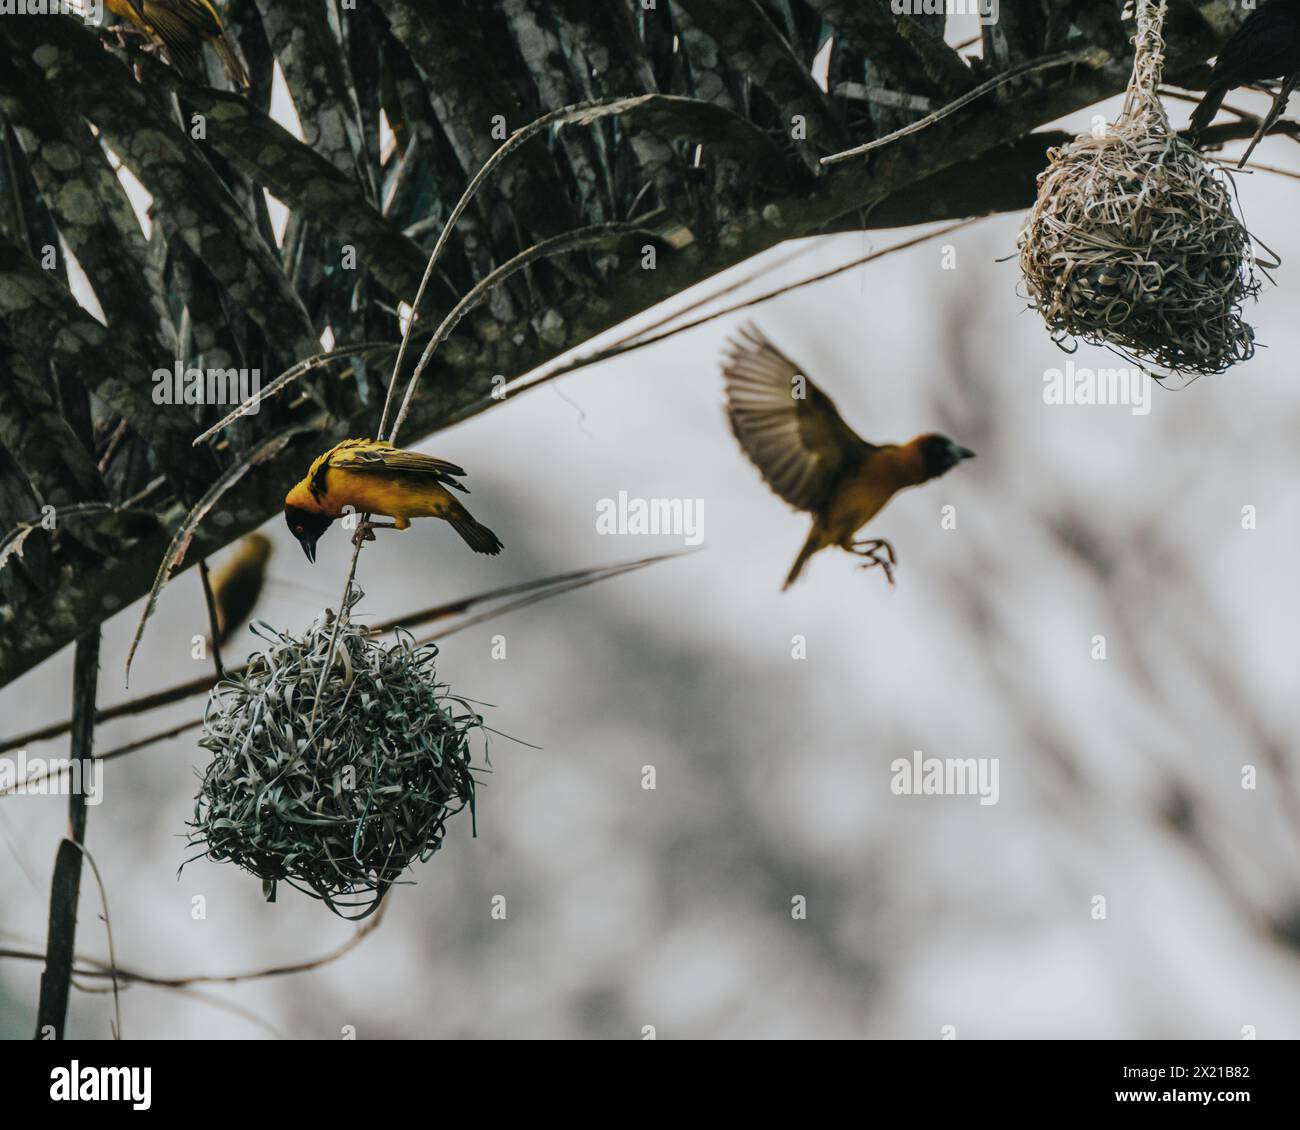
top-left (3, 24), bottom-right (1300, 1037)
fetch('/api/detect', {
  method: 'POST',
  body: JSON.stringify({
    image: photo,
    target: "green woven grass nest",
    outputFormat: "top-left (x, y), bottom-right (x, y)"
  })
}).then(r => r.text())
top-left (187, 596), bottom-right (482, 918)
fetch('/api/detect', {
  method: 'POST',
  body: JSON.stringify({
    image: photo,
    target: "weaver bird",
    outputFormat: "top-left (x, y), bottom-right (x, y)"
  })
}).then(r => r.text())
top-left (106, 0), bottom-right (251, 87)
top-left (1189, 0), bottom-right (1300, 140)
top-left (207, 533), bottom-right (272, 646)
top-left (722, 325), bottom-right (974, 590)
top-left (284, 439), bottom-right (503, 563)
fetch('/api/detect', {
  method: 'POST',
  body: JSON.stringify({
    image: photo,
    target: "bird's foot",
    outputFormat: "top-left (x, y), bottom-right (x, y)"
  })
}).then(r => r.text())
top-left (852, 537), bottom-right (896, 565)
top-left (852, 538), bottom-right (896, 586)
top-left (107, 25), bottom-right (150, 50)
top-left (350, 519), bottom-right (396, 547)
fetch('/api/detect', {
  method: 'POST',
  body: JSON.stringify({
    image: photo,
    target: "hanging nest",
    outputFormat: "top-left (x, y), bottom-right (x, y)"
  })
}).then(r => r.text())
top-left (1017, 0), bottom-right (1263, 376)
top-left (186, 591), bottom-right (482, 919)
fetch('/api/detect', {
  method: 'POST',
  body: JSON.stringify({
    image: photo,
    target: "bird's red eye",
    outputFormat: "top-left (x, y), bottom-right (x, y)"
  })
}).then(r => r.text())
top-left (294, 526), bottom-right (304, 535)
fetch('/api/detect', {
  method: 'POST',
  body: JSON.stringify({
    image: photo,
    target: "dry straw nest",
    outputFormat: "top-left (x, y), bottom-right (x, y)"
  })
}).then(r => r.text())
top-left (1017, 0), bottom-right (1262, 376)
top-left (187, 593), bottom-right (482, 918)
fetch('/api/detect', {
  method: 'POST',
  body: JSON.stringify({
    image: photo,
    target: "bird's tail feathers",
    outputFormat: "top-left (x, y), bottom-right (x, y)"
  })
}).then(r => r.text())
top-left (782, 527), bottom-right (824, 591)
top-left (214, 35), bottom-right (250, 88)
top-left (1189, 84), bottom-right (1226, 140)
top-left (449, 507), bottom-right (503, 556)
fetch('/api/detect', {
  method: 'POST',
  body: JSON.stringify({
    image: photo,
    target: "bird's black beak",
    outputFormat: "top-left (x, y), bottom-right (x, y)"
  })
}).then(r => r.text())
top-left (954, 446), bottom-right (976, 461)
top-left (297, 534), bottom-right (318, 564)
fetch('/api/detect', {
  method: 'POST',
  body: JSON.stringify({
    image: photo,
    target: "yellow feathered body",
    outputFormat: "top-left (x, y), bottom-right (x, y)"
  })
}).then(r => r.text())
top-left (284, 439), bottom-right (503, 560)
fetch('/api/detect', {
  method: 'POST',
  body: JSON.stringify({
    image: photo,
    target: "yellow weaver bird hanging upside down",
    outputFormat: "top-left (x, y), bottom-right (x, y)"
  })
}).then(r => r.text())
top-left (106, 0), bottom-right (250, 87)
top-left (284, 439), bottom-right (503, 563)
top-left (722, 325), bottom-right (974, 590)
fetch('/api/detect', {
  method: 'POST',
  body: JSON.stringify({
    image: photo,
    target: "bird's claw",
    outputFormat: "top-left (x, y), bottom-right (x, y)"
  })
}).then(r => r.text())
top-left (852, 538), bottom-right (896, 586)
top-left (350, 521), bottom-right (378, 547)
top-left (107, 25), bottom-right (149, 49)
top-left (854, 538), bottom-right (896, 566)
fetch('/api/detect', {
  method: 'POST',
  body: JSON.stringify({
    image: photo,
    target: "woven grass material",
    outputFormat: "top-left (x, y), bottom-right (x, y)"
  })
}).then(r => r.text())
top-left (188, 593), bottom-right (481, 919)
top-left (1017, 0), bottom-right (1261, 376)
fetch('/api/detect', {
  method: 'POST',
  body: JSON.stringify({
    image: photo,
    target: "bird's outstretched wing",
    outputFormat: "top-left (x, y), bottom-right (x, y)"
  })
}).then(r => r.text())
top-left (325, 440), bottom-right (471, 491)
top-left (722, 324), bottom-right (872, 513)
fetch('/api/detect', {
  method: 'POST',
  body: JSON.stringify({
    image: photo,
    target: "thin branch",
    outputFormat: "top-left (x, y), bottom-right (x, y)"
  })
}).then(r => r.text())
top-left (69, 979), bottom-right (289, 1039)
top-left (191, 341), bottom-right (397, 447)
top-left (3, 891), bottom-right (390, 990)
top-left (821, 49), bottom-right (1100, 166)
top-left (419, 552), bottom-right (696, 644)
top-left (389, 223), bottom-right (650, 444)
top-left (33, 630), bottom-right (99, 1040)
top-left (1238, 75), bottom-right (1299, 167)
top-left (1, 551), bottom-right (686, 755)
top-left (124, 426), bottom-right (312, 687)
top-left (2, 551), bottom-right (691, 782)
top-left (1, 718), bottom-right (205, 799)
top-left (460, 218), bottom-right (982, 422)
top-left (68, 841), bottom-right (121, 1040)
top-left (376, 95), bottom-right (653, 442)
top-left (307, 542), bottom-right (364, 732)
top-left (198, 561), bottom-right (225, 681)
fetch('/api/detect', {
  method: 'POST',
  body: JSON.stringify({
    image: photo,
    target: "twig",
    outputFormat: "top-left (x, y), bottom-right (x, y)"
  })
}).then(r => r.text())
top-left (1, 719), bottom-right (197, 800)
top-left (2, 891), bottom-right (390, 990)
top-left (96, 419), bottom-right (130, 476)
top-left (419, 552), bottom-right (696, 644)
top-left (33, 631), bottom-right (99, 1040)
top-left (69, 842), bottom-right (121, 1040)
top-left (0, 502), bottom-right (156, 578)
top-left (821, 50), bottom-right (1099, 166)
top-left (69, 979), bottom-right (289, 1040)
top-left (374, 95), bottom-right (651, 442)
top-left (1, 551), bottom-right (687, 755)
top-left (198, 560), bottom-right (225, 680)
top-left (465, 217), bottom-right (981, 419)
top-left (388, 223), bottom-right (650, 445)
top-left (4, 551), bottom-right (692, 775)
top-left (307, 542), bottom-right (364, 732)
top-left (191, 341), bottom-right (397, 447)
top-left (1238, 75), bottom-right (1299, 167)
top-left (124, 426), bottom-right (312, 687)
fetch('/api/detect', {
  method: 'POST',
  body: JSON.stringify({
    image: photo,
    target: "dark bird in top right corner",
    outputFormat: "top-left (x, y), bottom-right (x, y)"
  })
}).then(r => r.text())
top-left (1189, 0), bottom-right (1300, 140)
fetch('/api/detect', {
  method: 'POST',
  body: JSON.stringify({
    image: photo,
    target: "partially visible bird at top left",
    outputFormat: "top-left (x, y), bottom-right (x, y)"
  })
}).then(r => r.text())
top-left (106, 0), bottom-right (251, 88)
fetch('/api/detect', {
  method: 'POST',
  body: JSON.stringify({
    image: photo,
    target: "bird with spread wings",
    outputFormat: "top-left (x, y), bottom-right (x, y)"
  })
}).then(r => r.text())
top-left (722, 325), bottom-right (974, 590)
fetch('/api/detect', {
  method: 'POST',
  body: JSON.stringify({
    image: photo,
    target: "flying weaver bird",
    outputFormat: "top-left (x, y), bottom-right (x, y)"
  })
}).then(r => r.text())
top-left (284, 439), bottom-right (503, 563)
top-left (106, 0), bottom-right (250, 87)
top-left (722, 325), bottom-right (974, 590)
top-left (1189, 0), bottom-right (1300, 141)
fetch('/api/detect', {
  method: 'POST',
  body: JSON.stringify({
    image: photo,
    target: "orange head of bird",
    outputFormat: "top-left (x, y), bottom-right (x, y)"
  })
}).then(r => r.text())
top-left (284, 505), bottom-right (332, 563)
top-left (916, 434), bottom-right (976, 481)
